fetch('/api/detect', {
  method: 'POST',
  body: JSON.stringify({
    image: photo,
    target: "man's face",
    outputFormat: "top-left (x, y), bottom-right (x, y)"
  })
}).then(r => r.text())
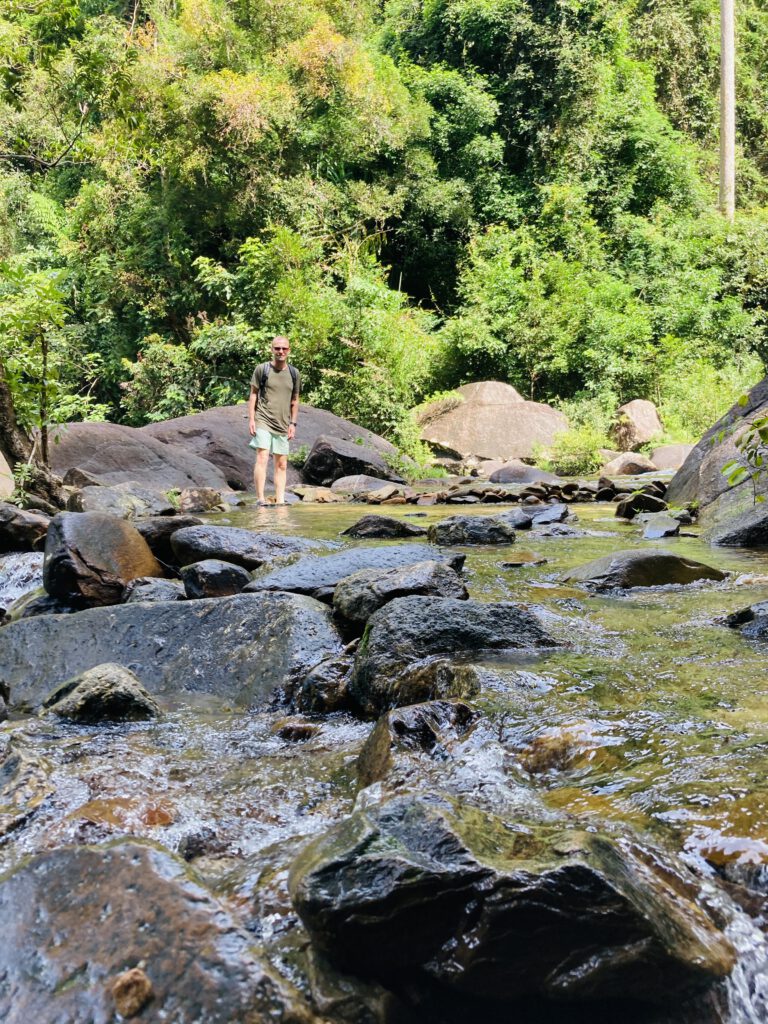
top-left (272, 339), bottom-right (289, 365)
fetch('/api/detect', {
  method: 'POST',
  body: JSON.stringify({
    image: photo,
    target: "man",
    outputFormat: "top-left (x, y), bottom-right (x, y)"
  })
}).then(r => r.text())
top-left (247, 335), bottom-right (300, 506)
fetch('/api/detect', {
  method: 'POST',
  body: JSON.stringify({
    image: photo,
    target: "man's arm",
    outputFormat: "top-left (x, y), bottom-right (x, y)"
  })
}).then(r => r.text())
top-left (248, 385), bottom-right (258, 436)
top-left (287, 392), bottom-right (299, 442)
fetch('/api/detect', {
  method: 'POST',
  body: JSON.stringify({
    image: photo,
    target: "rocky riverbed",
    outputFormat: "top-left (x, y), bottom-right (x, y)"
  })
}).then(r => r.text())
top-left (1, 498), bottom-right (768, 1023)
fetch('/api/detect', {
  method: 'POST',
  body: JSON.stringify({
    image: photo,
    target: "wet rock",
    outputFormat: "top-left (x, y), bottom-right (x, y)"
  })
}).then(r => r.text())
top-left (333, 561), bottom-right (468, 627)
top-left (615, 493), bottom-right (668, 518)
top-left (0, 592), bottom-right (343, 712)
top-left (349, 597), bottom-right (556, 715)
top-left (180, 558), bottom-right (251, 599)
top-left (178, 486), bottom-right (224, 513)
top-left (246, 544), bottom-right (464, 602)
top-left (303, 436), bottom-right (398, 487)
top-left (642, 514), bottom-right (681, 540)
top-left (0, 734), bottom-right (53, 838)
top-left (122, 576), bottom-right (186, 603)
top-left (0, 552), bottom-right (43, 613)
top-left (724, 600), bottom-right (768, 639)
top-left (0, 502), bottom-right (50, 552)
top-left (273, 716), bottom-right (322, 742)
top-left (170, 525), bottom-right (322, 570)
top-left (296, 651), bottom-right (354, 714)
top-left (0, 841), bottom-right (310, 1024)
top-left (62, 467), bottom-right (103, 488)
top-left (135, 514), bottom-right (203, 564)
top-left (290, 794), bottom-right (734, 1007)
top-left (611, 399), bottom-right (663, 451)
top-left (524, 502), bottom-right (570, 525)
top-left (110, 967), bottom-right (154, 1017)
top-left (341, 515), bottom-right (426, 539)
top-left (66, 481), bottom-right (176, 518)
top-left (427, 514), bottom-right (517, 545)
top-left (498, 508), bottom-right (534, 530)
top-left (602, 452), bottom-right (657, 475)
top-left (291, 486), bottom-right (345, 503)
top-left (705, 505), bottom-right (768, 547)
top-left (357, 701), bottom-right (479, 787)
top-left (177, 826), bottom-right (223, 861)
top-left (44, 512), bottom-right (164, 606)
top-left (4, 588), bottom-right (80, 622)
top-left (41, 663), bottom-right (161, 722)
top-left (562, 549), bottom-right (726, 591)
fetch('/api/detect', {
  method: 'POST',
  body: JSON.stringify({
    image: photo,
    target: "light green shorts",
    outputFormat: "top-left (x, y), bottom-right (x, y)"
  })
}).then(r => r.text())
top-left (249, 427), bottom-right (289, 456)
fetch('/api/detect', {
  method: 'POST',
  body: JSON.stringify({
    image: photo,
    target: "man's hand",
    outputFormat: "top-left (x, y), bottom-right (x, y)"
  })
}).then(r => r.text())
top-left (287, 424), bottom-right (296, 442)
top-left (249, 419), bottom-right (256, 437)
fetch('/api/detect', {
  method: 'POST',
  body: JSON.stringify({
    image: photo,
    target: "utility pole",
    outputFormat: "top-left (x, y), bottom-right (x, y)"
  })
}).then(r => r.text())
top-left (719, 0), bottom-right (735, 221)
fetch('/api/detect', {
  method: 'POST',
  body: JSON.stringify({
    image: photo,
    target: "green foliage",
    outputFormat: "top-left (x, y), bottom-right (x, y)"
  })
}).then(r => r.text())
top-left (287, 443), bottom-right (309, 469)
top-left (537, 397), bottom-right (613, 476)
top-left (721, 405), bottom-right (768, 503)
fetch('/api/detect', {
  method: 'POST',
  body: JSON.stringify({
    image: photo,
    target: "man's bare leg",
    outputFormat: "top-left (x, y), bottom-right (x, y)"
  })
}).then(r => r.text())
top-left (274, 453), bottom-right (288, 504)
top-left (254, 447), bottom-right (270, 503)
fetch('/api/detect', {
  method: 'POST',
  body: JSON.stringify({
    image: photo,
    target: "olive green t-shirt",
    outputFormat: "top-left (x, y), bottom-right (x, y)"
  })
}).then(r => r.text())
top-left (251, 363), bottom-right (300, 435)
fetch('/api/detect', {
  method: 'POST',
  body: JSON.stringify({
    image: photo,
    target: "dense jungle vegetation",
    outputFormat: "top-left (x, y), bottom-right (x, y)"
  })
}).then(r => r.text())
top-left (2, 0), bottom-right (768, 465)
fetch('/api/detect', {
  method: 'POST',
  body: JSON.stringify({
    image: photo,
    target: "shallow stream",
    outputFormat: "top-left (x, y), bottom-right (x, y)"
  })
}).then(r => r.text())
top-left (2, 499), bottom-right (768, 1019)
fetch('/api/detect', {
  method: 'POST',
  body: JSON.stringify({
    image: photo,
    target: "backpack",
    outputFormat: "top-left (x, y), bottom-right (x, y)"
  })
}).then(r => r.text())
top-left (258, 361), bottom-right (299, 403)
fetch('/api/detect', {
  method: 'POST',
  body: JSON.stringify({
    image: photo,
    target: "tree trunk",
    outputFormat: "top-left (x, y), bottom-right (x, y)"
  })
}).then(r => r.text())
top-left (0, 362), bottom-right (64, 509)
top-left (719, 0), bottom-right (736, 221)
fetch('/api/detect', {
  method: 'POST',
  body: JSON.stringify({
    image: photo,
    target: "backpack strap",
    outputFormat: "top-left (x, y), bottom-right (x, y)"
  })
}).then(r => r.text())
top-left (288, 364), bottom-right (299, 394)
top-left (258, 361), bottom-right (271, 402)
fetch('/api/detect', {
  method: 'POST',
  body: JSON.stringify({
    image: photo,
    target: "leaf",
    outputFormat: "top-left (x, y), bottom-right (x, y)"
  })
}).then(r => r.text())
top-left (738, 394), bottom-right (749, 407)
top-left (727, 467), bottom-right (748, 485)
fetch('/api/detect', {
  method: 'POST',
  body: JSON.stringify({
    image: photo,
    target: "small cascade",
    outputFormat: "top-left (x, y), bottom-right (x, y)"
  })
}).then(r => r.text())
top-left (725, 910), bottom-right (768, 1023)
top-left (0, 552), bottom-right (43, 612)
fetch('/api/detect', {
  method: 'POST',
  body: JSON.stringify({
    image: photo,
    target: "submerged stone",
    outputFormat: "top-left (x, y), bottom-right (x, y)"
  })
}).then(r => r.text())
top-left (170, 525), bottom-right (321, 570)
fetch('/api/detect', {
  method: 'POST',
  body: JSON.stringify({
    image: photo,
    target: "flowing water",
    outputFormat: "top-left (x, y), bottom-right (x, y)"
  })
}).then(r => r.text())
top-left (1, 500), bottom-right (767, 1018)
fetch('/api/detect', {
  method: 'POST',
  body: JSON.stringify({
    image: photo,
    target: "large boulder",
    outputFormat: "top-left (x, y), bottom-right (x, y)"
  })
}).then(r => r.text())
top-left (289, 795), bottom-right (734, 1009)
top-left (246, 544), bottom-right (464, 602)
top-left (50, 421), bottom-right (230, 491)
top-left (170, 525), bottom-right (322, 570)
top-left (349, 596), bottom-right (556, 714)
top-left (562, 549), bottom-right (726, 591)
top-left (179, 558), bottom-right (251, 599)
top-left (0, 451), bottom-right (12, 499)
top-left (666, 378), bottom-right (768, 527)
top-left (488, 460), bottom-right (561, 485)
top-left (601, 452), bottom-right (656, 476)
top-left (0, 592), bottom-right (342, 711)
top-left (651, 443), bottom-right (694, 471)
top-left (135, 514), bottom-right (204, 564)
top-left (0, 503), bottom-right (50, 552)
top-left (704, 505), bottom-right (768, 547)
top-left (418, 381), bottom-right (567, 461)
top-left (0, 841), bottom-right (308, 1024)
top-left (333, 561), bottom-right (468, 626)
top-left (43, 512), bottom-right (164, 606)
top-left (142, 402), bottom-right (395, 491)
top-left (302, 436), bottom-right (398, 487)
top-left (66, 481), bottom-right (176, 518)
top-left (611, 399), bottom-right (663, 451)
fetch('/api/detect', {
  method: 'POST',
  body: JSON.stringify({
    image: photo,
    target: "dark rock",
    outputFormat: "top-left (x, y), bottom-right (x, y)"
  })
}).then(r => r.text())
top-left (562, 549), bottom-right (726, 591)
top-left (135, 514), bottom-right (203, 564)
top-left (527, 502), bottom-right (570, 525)
top-left (427, 515), bottom-right (517, 545)
top-left (142, 402), bottom-right (396, 492)
top-left (4, 588), bottom-right (80, 622)
top-left (170, 524), bottom-right (322, 570)
top-left (616, 493), bottom-right (668, 519)
top-left (273, 716), bottom-right (321, 742)
top-left (705, 505), bottom-right (768, 547)
top-left (177, 826), bottom-right (223, 861)
top-left (333, 561), bottom-right (468, 626)
top-left (488, 461), bottom-right (561, 485)
top-left (122, 576), bottom-right (186, 603)
top-left (0, 503), bottom-right (50, 553)
top-left (296, 651), bottom-right (355, 714)
top-left (178, 486), bottom-right (224, 513)
top-left (0, 592), bottom-right (343, 711)
top-left (724, 600), bottom-right (768, 640)
top-left (66, 481), bottom-right (176, 518)
top-left (180, 558), bottom-right (251, 599)
top-left (289, 794), bottom-right (734, 1006)
top-left (349, 597), bottom-right (556, 715)
top-left (341, 515), bottom-right (426, 539)
top-left (62, 467), bottom-right (102, 488)
top-left (44, 512), bottom-right (164, 606)
top-left (642, 515), bottom-right (681, 540)
top-left (0, 841), bottom-right (309, 1023)
top-left (246, 544), bottom-right (465, 601)
top-left (50, 420), bottom-right (230, 490)
top-left (303, 435), bottom-right (398, 487)
top-left (498, 508), bottom-right (534, 530)
top-left (595, 487), bottom-right (617, 501)
top-left (41, 663), bottom-right (161, 722)
top-left (357, 701), bottom-right (479, 787)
